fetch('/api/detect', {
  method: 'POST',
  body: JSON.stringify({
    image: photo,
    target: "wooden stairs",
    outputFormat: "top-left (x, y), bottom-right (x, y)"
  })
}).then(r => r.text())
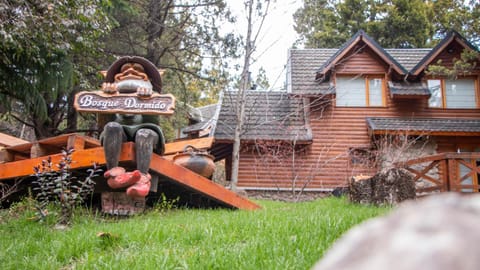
top-left (0, 133), bottom-right (260, 210)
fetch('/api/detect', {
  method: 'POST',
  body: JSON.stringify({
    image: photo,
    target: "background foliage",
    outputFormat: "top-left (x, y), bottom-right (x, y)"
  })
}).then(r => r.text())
top-left (294, 0), bottom-right (480, 48)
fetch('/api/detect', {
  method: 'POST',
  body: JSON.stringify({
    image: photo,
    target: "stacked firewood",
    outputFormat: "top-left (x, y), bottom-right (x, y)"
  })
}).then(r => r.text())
top-left (349, 168), bottom-right (416, 206)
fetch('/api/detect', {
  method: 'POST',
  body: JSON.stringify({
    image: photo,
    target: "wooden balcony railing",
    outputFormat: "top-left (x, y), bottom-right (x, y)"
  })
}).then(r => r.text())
top-left (395, 152), bottom-right (480, 193)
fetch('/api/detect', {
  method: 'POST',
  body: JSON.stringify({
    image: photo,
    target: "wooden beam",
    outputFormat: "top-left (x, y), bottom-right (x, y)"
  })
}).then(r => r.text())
top-left (149, 154), bottom-right (260, 210)
top-left (67, 135), bottom-right (86, 150)
top-left (0, 132), bottom-right (29, 147)
top-left (30, 142), bottom-right (49, 158)
top-left (396, 153), bottom-right (447, 166)
top-left (0, 143), bottom-right (135, 180)
top-left (0, 147), bottom-right (14, 163)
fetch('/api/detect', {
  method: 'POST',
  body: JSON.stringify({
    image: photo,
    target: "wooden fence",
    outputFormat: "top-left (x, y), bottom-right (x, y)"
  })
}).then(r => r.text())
top-left (396, 152), bottom-right (480, 193)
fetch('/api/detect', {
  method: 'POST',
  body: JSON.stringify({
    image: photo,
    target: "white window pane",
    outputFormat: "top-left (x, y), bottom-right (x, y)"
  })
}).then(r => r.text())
top-left (428, 80), bottom-right (442, 107)
top-left (369, 78), bottom-right (383, 106)
top-left (445, 79), bottom-right (476, 108)
top-left (336, 77), bottom-right (366, 106)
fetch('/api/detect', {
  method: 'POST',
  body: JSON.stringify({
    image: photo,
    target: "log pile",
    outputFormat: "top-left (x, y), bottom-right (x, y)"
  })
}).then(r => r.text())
top-left (349, 168), bottom-right (416, 206)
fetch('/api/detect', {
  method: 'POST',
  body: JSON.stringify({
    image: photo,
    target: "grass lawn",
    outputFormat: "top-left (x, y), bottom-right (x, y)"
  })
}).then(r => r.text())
top-left (0, 196), bottom-right (388, 270)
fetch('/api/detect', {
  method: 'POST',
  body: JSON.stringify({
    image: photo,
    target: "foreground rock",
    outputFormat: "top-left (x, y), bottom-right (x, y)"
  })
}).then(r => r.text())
top-left (312, 193), bottom-right (480, 270)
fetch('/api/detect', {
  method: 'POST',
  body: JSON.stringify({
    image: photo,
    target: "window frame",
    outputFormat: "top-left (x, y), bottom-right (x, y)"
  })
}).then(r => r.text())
top-left (427, 76), bottom-right (479, 109)
top-left (335, 75), bottom-right (386, 107)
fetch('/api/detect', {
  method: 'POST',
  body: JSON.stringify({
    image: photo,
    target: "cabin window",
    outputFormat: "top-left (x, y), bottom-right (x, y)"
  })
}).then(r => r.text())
top-left (336, 76), bottom-right (385, 107)
top-left (427, 78), bottom-right (477, 108)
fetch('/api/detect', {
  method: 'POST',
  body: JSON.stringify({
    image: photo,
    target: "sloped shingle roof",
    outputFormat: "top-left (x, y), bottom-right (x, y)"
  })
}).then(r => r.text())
top-left (385, 49), bottom-right (432, 71)
top-left (289, 49), bottom-right (336, 95)
top-left (215, 91), bottom-right (312, 142)
top-left (289, 48), bottom-right (432, 96)
top-left (317, 30), bottom-right (407, 75)
top-left (367, 117), bottom-right (480, 135)
top-left (388, 81), bottom-right (431, 97)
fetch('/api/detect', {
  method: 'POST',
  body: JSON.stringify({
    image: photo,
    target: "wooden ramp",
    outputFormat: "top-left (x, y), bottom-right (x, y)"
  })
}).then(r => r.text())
top-left (0, 134), bottom-right (260, 210)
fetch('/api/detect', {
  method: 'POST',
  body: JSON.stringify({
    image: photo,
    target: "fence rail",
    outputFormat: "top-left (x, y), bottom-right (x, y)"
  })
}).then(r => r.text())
top-left (395, 152), bottom-right (480, 193)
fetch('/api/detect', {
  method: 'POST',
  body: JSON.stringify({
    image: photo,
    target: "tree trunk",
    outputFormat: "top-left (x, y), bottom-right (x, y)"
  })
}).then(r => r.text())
top-left (349, 168), bottom-right (416, 206)
top-left (231, 0), bottom-right (254, 190)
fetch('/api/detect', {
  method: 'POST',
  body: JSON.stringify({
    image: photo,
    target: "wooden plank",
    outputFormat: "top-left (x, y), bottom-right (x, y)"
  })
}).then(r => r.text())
top-left (445, 152), bottom-right (480, 159)
top-left (3, 142), bottom-right (34, 155)
top-left (396, 153), bottom-right (447, 167)
top-left (30, 142), bottom-right (48, 158)
top-left (149, 154), bottom-right (260, 210)
top-left (447, 158), bottom-right (457, 191)
top-left (440, 159), bottom-right (449, 191)
top-left (3, 134), bottom-right (101, 161)
top-left (0, 143), bottom-right (134, 181)
top-left (0, 147), bottom-right (14, 163)
top-left (67, 135), bottom-right (86, 150)
top-left (164, 137), bottom-right (214, 155)
top-left (0, 132), bottom-right (29, 147)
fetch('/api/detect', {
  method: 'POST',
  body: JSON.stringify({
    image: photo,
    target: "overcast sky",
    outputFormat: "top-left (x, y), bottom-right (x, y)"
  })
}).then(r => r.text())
top-left (227, 1), bottom-right (303, 91)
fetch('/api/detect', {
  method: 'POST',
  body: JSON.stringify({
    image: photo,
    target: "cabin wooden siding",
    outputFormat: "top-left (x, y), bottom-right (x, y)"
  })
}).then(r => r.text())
top-left (236, 98), bottom-right (480, 190)
top-left (334, 47), bottom-right (389, 74)
top-left (234, 46), bottom-right (480, 190)
top-left (423, 40), bottom-right (480, 73)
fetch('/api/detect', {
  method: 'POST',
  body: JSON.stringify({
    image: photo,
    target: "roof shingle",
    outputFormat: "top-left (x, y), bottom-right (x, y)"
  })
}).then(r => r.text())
top-left (388, 81), bottom-right (431, 97)
top-left (366, 117), bottom-right (480, 134)
top-left (289, 48), bottom-right (434, 96)
top-left (215, 91), bottom-right (312, 142)
top-left (288, 49), bottom-right (336, 95)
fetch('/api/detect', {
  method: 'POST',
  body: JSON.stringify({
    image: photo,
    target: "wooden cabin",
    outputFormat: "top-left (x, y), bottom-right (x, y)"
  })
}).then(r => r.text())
top-left (210, 30), bottom-right (480, 193)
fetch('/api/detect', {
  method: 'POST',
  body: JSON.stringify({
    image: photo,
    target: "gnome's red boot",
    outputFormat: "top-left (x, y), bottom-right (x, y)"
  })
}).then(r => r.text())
top-left (126, 173), bottom-right (151, 198)
top-left (107, 169), bottom-right (141, 189)
top-left (104, 167), bottom-right (125, 179)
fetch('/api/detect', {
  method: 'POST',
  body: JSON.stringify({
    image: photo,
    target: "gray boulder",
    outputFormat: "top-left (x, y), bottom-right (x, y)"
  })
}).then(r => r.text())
top-left (313, 193), bottom-right (480, 270)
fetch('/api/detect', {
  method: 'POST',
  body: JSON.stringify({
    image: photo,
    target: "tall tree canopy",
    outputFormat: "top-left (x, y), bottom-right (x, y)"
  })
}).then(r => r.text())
top-left (0, 0), bottom-right (241, 140)
top-left (101, 0), bottom-right (240, 140)
top-left (0, 0), bottom-right (112, 138)
top-left (293, 0), bottom-right (478, 48)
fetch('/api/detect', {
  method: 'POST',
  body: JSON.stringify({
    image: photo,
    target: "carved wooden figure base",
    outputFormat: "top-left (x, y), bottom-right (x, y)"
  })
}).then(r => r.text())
top-left (101, 192), bottom-right (145, 215)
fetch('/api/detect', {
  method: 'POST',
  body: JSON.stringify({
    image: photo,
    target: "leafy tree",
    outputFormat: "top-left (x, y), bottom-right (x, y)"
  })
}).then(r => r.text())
top-left (431, 0), bottom-right (480, 46)
top-left (293, 0), bottom-right (345, 48)
top-left (0, 0), bottom-right (112, 138)
top-left (101, 0), bottom-right (240, 140)
top-left (253, 67), bottom-right (270, 90)
top-left (378, 0), bottom-right (433, 48)
top-left (293, 0), bottom-right (478, 48)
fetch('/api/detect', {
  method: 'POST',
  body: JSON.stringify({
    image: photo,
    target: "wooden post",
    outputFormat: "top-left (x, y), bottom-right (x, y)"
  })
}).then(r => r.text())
top-left (440, 159), bottom-right (449, 192)
top-left (67, 135), bottom-right (86, 150)
top-left (447, 158), bottom-right (457, 192)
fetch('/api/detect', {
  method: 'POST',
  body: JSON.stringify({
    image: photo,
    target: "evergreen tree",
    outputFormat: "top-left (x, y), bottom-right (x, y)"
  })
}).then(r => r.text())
top-left (293, 0), bottom-right (477, 48)
top-left (101, 0), bottom-right (240, 140)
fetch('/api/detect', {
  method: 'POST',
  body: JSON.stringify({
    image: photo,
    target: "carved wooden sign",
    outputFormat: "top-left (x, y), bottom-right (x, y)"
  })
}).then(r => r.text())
top-left (74, 91), bottom-right (175, 115)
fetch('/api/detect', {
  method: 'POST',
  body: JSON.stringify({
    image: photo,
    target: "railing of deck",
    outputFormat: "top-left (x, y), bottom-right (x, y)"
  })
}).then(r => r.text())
top-left (395, 152), bottom-right (480, 193)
